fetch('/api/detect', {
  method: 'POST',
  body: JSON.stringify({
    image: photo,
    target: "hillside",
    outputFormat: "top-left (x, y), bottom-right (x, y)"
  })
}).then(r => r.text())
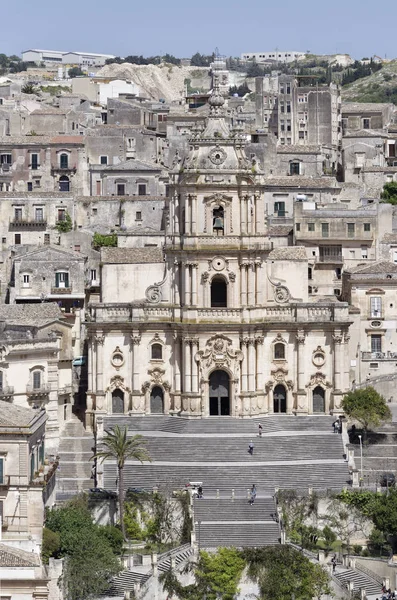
top-left (341, 59), bottom-right (397, 103)
top-left (95, 63), bottom-right (211, 102)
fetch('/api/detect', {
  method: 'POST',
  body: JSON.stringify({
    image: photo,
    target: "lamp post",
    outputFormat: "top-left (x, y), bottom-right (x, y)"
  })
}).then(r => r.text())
top-left (358, 434), bottom-right (363, 485)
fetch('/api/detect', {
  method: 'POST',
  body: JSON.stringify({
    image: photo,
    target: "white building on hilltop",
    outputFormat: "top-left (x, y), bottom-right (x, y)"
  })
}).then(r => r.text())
top-left (85, 79), bottom-right (351, 428)
top-left (241, 51), bottom-right (306, 63)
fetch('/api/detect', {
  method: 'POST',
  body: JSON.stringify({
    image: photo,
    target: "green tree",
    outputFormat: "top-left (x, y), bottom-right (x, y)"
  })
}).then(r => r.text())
top-left (320, 524), bottom-right (337, 554)
top-left (92, 232), bottom-right (117, 248)
top-left (246, 59), bottom-right (264, 77)
top-left (92, 425), bottom-right (151, 540)
top-left (162, 53), bottom-right (181, 65)
top-left (55, 212), bottom-right (73, 233)
top-left (42, 527), bottom-right (60, 564)
top-left (21, 83), bottom-right (38, 95)
top-left (44, 495), bottom-right (121, 599)
top-left (160, 547), bottom-right (245, 600)
top-left (341, 387), bottom-right (392, 440)
top-left (190, 52), bottom-right (213, 67)
top-left (68, 66), bottom-right (84, 78)
top-left (245, 545), bottom-right (330, 600)
top-left (381, 181), bottom-right (397, 205)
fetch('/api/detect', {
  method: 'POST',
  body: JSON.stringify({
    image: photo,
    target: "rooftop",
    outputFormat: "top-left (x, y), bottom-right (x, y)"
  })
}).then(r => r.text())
top-left (101, 247), bottom-right (164, 264)
top-left (103, 158), bottom-right (165, 172)
top-left (342, 102), bottom-right (394, 113)
top-left (268, 246), bottom-right (307, 260)
top-left (0, 401), bottom-right (42, 429)
top-left (264, 176), bottom-right (339, 189)
top-left (346, 261), bottom-right (397, 275)
top-left (0, 303), bottom-right (64, 326)
top-left (0, 543), bottom-right (41, 567)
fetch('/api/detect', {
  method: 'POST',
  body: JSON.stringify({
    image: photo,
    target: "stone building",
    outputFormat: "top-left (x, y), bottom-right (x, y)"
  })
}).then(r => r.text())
top-left (294, 200), bottom-right (393, 296)
top-left (0, 135), bottom-right (88, 195)
top-left (84, 82), bottom-right (352, 428)
top-left (0, 401), bottom-right (50, 599)
top-left (0, 303), bottom-right (74, 451)
top-left (342, 261), bottom-right (397, 388)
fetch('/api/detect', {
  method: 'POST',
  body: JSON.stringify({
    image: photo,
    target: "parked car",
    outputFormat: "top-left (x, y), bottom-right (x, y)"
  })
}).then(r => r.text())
top-left (89, 487), bottom-right (118, 499)
top-left (126, 487), bottom-right (147, 495)
top-left (379, 472), bottom-right (395, 487)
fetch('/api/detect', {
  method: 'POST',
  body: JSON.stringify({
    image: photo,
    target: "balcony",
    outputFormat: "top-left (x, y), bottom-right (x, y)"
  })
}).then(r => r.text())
top-left (51, 286), bottom-right (72, 295)
top-left (9, 218), bottom-right (47, 230)
top-left (0, 386), bottom-right (14, 399)
top-left (362, 351), bottom-right (397, 361)
top-left (0, 475), bottom-right (10, 490)
top-left (51, 165), bottom-right (77, 175)
top-left (26, 383), bottom-right (50, 396)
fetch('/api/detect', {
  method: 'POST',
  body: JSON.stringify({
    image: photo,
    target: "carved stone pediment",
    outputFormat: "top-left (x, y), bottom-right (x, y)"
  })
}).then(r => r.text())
top-left (266, 367), bottom-right (294, 391)
top-left (306, 372), bottom-right (332, 389)
top-left (195, 334), bottom-right (243, 373)
top-left (106, 375), bottom-right (131, 393)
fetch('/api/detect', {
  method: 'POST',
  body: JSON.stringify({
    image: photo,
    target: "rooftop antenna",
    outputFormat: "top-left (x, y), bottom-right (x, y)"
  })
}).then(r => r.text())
top-left (215, 47), bottom-right (220, 58)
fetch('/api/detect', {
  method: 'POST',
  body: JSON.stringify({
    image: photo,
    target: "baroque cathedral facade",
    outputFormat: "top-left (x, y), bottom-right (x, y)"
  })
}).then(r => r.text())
top-left (85, 81), bottom-right (351, 427)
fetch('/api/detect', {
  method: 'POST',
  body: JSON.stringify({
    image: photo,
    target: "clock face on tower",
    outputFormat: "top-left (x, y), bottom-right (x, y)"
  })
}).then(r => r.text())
top-left (209, 147), bottom-right (227, 166)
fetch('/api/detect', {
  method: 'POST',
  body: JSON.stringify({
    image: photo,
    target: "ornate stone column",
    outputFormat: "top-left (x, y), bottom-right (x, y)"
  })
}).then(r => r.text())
top-left (174, 192), bottom-right (180, 234)
top-left (173, 334), bottom-right (181, 402)
top-left (333, 330), bottom-right (343, 393)
top-left (255, 261), bottom-right (262, 305)
top-left (191, 338), bottom-right (199, 393)
top-left (246, 195), bottom-right (252, 234)
top-left (201, 271), bottom-right (209, 307)
top-left (191, 194), bottom-right (197, 234)
top-left (247, 262), bottom-right (255, 306)
top-left (191, 263), bottom-right (198, 306)
top-left (256, 336), bottom-right (264, 391)
top-left (240, 195), bottom-right (246, 234)
top-left (296, 330), bottom-right (306, 392)
top-left (95, 334), bottom-right (104, 392)
top-left (173, 259), bottom-right (180, 306)
top-left (343, 330), bottom-right (350, 393)
top-left (248, 338), bottom-right (256, 391)
top-left (250, 194), bottom-right (256, 234)
top-left (255, 193), bottom-right (261, 233)
top-left (130, 334), bottom-right (141, 392)
top-left (87, 336), bottom-right (93, 392)
top-left (184, 339), bottom-right (191, 393)
top-left (184, 195), bottom-right (190, 234)
top-left (241, 339), bottom-right (248, 392)
top-left (184, 263), bottom-right (191, 306)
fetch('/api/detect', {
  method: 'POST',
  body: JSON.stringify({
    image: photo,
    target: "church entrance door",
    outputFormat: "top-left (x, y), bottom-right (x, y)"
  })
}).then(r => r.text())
top-left (273, 384), bottom-right (287, 413)
top-left (150, 386), bottom-right (164, 414)
top-left (112, 388), bottom-right (124, 414)
top-left (313, 386), bottom-right (325, 413)
top-left (209, 370), bottom-right (230, 416)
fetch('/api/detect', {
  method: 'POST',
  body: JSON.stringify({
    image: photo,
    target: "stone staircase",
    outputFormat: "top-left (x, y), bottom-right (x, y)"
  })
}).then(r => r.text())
top-left (334, 566), bottom-right (382, 597)
top-left (108, 544), bottom-right (193, 596)
top-left (193, 497), bottom-right (280, 549)
top-left (102, 415), bottom-right (349, 497)
top-left (349, 428), bottom-right (397, 487)
top-left (56, 415), bottom-right (94, 501)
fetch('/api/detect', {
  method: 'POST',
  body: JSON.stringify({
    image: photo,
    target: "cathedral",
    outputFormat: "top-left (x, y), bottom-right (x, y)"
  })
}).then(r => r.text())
top-left (85, 80), bottom-right (351, 427)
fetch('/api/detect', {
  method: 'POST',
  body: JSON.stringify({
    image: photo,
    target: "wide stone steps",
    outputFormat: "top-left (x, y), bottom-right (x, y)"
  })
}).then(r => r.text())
top-left (157, 544), bottom-right (194, 572)
top-left (334, 567), bottom-right (382, 596)
top-left (104, 462), bottom-right (349, 496)
top-left (198, 522), bottom-right (280, 549)
top-left (194, 498), bottom-right (276, 521)
top-left (108, 571), bottom-right (150, 595)
top-left (135, 435), bottom-right (343, 463)
top-left (104, 415), bottom-right (335, 435)
top-left (57, 418), bottom-right (95, 500)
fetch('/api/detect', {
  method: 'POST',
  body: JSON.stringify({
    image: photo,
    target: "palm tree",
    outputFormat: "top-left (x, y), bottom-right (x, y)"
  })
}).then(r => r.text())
top-left (92, 425), bottom-right (151, 539)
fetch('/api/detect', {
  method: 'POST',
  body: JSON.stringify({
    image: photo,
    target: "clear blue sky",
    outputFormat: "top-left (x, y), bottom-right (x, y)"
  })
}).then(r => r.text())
top-left (4, 0), bottom-right (397, 60)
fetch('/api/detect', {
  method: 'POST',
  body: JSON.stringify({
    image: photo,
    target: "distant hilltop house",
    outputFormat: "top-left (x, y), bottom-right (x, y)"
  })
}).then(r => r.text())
top-left (21, 49), bottom-right (115, 68)
top-left (241, 51), bottom-right (306, 64)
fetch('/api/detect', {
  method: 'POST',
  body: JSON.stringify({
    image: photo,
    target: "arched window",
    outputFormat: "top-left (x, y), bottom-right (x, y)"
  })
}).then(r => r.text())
top-left (313, 386), bottom-right (325, 413)
top-left (213, 206), bottom-right (224, 235)
top-left (59, 175), bottom-right (70, 192)
top-left (151, 343), bottom-right (162, 360)
top-left (274, 343), bottom-right (285, 360)
top-left (33, 371), bottom-right (41, 390)
top-left (211, 277), bottom-right (227, 308)
top-left (60, 153), bottom-right (69, 169)
top-left (273, 384), bottom-right (287, 413)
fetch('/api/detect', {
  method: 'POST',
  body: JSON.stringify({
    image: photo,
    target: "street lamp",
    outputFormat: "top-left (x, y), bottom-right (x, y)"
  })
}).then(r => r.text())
top-left (358, 434), bottom-right (363, 485)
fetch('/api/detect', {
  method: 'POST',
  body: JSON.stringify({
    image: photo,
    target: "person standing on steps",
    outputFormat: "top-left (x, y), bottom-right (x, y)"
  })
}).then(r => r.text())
top-left (331, 554), bottom-right (337, 573)
top-left (258, 423), bottom-right (263, 437)
top-left (248, 441), bottom-right (254, 455)
top-left (249, 484), bottom-right (257, 505)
